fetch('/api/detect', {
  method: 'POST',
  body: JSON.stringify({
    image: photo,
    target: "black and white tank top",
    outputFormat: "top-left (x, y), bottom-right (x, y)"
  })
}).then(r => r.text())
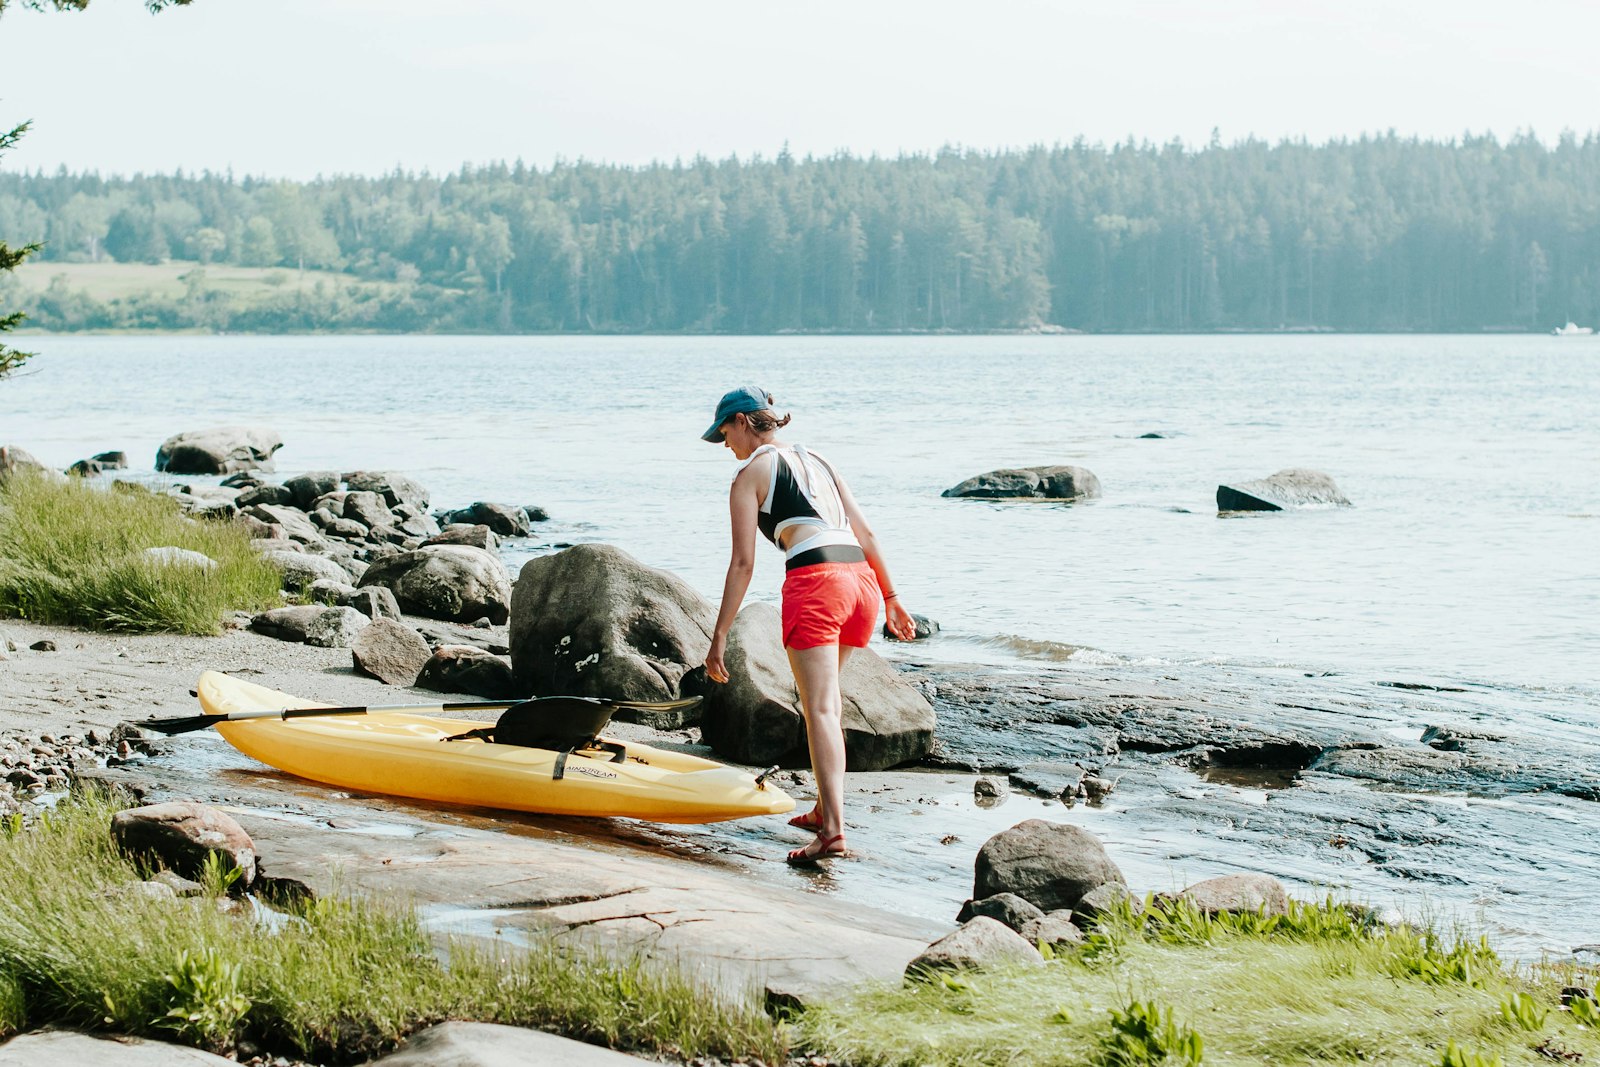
top-left (746, 444), bottom-right (864, 566)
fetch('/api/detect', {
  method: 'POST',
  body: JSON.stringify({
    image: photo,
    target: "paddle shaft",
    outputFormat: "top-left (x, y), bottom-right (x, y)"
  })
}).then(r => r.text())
top-left (224, 700), bottom-right (522, 724)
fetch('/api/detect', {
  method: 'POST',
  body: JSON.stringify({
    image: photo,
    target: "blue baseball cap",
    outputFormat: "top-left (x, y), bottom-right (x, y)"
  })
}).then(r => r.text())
top-left (701, 385), bottom-right (771, 442)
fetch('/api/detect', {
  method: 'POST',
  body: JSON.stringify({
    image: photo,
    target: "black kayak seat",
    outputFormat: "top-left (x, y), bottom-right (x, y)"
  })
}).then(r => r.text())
top-left (440, 694), bottom-right (701, 781)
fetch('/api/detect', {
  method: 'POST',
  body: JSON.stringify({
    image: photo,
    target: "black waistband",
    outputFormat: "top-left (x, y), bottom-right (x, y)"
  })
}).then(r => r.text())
top-left (786, 543), bottom-right (867, 571)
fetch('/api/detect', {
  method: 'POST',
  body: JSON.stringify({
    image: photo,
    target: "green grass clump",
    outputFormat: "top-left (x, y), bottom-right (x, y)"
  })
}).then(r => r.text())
top-left (0, 470), bottom-right (280, 633)
top-left (0, 789), bottom-right (784, 1062)
top-left (799, 894), bottom-right (1600, 1067)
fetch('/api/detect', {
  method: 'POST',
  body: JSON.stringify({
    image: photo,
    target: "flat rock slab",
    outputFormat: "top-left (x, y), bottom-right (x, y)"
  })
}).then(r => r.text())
top-left (1216, 468), bottom-right (1351, 512)
top-left (223, 804), bottom-right (943, 1006)
top-left (369, 1021), bottom-right (651, 1066)
top-left (0, 1030), bottom-right (236, 1065)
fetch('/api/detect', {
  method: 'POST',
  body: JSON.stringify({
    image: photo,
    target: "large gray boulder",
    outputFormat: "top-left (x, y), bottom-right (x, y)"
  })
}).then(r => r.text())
top-left (1216, 468), bottom-right (1351, 512)
top-left (905, 917), bottom-right (1043, 978)
top-left (155, 426), bottom-right (282, 474)
top-left (695, 602), bottom-right (935, 770)
top-left (359, 544), bottom-right (512, 625)
top-left (974, 819), bottom-right (1125, 913)
top-left (343, 490), bottom-right (395, 529)
top-left (344, 470), bottom-right (430, 512)
top-left (439, 501), bottom-right (529, 537)
top-left (508, 544), bottom-right (714, 707)
top-left (416, 645), bottom-right (518, 700)
top-left (110, 801), bottom-right (257, 886)
top-left (350, 618), bottom-right (434, 686)
top-left (942, 465), bottom-right (1102, 500)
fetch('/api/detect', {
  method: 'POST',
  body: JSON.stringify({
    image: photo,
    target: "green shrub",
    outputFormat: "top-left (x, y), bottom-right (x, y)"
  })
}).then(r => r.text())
top-left (1439, 1039), bottom-right (1504, 1067)
top-left (1099, 1000), bottom-right (1203, 1066)
top-left (0, 471), bottom-right (280, 633)
top-left (0, 970), bottom-right (24, 1038)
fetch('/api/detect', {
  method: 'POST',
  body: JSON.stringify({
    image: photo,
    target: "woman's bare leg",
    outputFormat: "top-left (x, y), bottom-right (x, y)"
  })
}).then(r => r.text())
top-left (788, 643), bottom-right (846, 839)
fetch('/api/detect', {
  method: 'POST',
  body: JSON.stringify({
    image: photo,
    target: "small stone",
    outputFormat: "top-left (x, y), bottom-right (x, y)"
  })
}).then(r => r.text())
top-left (29, 639), bottom-right (56, 652)
top-left (974, 776), bottom-right (1007, 798)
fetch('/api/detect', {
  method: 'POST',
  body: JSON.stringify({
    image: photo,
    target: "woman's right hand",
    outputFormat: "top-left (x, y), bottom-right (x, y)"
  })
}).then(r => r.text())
top-left (705, 634), bottom-right (729, 684)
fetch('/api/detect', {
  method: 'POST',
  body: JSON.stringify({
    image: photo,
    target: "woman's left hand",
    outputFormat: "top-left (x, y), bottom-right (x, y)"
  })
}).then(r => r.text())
top-left (885, 597), bottom-right (917, 641)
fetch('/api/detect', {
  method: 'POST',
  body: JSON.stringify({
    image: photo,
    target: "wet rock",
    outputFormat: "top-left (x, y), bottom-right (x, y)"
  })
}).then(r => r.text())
top-left (343, 489), bottom-right (395, 529)
top-left (344, 470), bottom-right (430, 512)
top-left (140, 546), bottom-right (218, 571)
top-left (958, 891), bottom-right (1045, 931)
top-left (942, 464), bottom-right (1102, 500)
top-left (1217, 468), bottom-right (1351, 512)
top-left (368, 1020), bottom-right (656, 1066)
top-left (905, 917), bottom-right (1043, 977)
top-left (68, 457), bottom-right (105, 476)
top-left (93, 449), bottom-right (128, 469)
top-left (884, 613), bottom-right (940, 641)
top-left (974, 776), bottom-right (1007, 799)
top-left (425, 523), bottom-right (501, 552)
top-left (522, 504), bottom-right (550, 523)
top-left (509, 543), bottom-right (713, 708)
top-left (303, 606), bottom-right (368, 648)
top-left (1009, 761), bottom-right (1085, 799)
top-left (1082, 774), bottom-right (1117, 804)
top-left (1018, 911), bottom-right (1084, 947)
top-left (28, 639), bottom-right (57, 652)
top-left (235, 483), bottom-right (294, 508)
top-left (360, 544), bottom-right (511, 625)
top-left (694, 602), bottom-right (935, 770)
top-left (350, 619), bottom-right (434, 686)
top-left (155, 425), bottom-right (282, 475)
top-left (262, 549), bottom-right (349, 592)
top-left (110, 801), bottom-right (257, 886)
top-left (974, 819), bottom-right (1124, 913)
top-left (1177, 873), bottom-right (1289, 916)
top-left (283, 470), bottom-right (341, 511)
top-left (416, 645), bottom-right (518, 700)
top-left (439, 501), bottom-right (530, 537)
top-left (1072, 882), bottom-right (1144, 927)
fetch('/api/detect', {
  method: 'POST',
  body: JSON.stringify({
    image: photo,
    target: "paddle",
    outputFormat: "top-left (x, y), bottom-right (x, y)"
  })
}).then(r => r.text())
top-left (136, 695), bottom-right (703, 737)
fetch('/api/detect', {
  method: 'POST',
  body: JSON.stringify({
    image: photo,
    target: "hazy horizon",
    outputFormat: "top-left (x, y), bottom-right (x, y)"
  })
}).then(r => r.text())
top-left (2, 0), bottom-right (1596, 180)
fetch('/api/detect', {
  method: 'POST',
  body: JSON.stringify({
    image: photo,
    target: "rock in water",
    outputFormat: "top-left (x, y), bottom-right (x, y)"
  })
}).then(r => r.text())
top-left (974, 819), bottom-right (1125, 913)
top-left (695, 602), bottom-right (935, 769)
top-left (359, 544), bottom-right (512, 624)
top-left (416, 645), bottom-right (518, 699)
top-left (439, 501), bottom-right (530, 537)
top-left (110, 801), bottom-right (257, 886)
top-left (508, 543), bottom-right (714, 709)
top-left (350, 619), bottom-right (434, 686)
top-left (942, 465), bottom-right (1102, 500)
top-left (1177, 873), bottom-right (1289, 916)
top-left (905, 917), bottom-right (1043, 977)
top-left (883, 613), bottom-right (940, 641)
top-left (155, 426), bottom-right (282, 475)
top-left (1216, 468), bottom-right (1351, 512)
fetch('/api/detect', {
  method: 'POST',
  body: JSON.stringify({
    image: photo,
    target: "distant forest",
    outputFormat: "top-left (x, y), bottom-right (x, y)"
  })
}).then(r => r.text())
top-left (3, 133), bottom-right (1599, 333)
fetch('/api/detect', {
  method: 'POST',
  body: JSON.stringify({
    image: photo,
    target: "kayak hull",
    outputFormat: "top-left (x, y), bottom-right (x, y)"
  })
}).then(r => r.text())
top-left (197, 671), bottom-right (794, 824)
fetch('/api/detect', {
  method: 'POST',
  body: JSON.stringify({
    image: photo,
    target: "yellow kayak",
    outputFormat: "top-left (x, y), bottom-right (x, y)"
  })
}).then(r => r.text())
top-left (197, 671), bottom-right (795, 824)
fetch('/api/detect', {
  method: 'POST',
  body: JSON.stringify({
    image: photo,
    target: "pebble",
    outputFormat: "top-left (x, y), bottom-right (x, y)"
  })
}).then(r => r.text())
top-left (29, 639), bottom-right (57, 652)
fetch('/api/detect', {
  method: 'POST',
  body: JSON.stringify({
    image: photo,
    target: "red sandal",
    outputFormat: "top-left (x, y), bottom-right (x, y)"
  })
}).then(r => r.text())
top-left (787, 807), bottom-right (823, 831)
top-left (786, 832), bottom-right (847, 866)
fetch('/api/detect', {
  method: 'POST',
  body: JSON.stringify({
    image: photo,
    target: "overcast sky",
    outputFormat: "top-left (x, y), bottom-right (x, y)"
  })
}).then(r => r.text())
top-left (1, 0), bottom-right (1595, 180)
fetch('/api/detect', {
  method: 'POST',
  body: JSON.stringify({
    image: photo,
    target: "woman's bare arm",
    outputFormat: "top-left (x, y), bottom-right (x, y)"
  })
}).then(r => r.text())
top-left (705, 460), bottom-right (764, 682)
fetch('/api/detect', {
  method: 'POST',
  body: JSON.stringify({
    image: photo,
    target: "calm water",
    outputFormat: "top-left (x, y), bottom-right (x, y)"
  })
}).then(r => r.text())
top-left (5, 334), bottom-right (1597, 694)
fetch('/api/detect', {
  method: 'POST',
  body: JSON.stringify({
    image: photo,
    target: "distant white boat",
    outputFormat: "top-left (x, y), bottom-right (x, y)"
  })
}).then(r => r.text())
top-left (1552, 321), bottom-right (1594, 336)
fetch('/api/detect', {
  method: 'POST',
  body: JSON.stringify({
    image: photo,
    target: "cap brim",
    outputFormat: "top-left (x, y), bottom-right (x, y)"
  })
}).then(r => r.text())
top-left (700, 419), bottom-right (725, 443)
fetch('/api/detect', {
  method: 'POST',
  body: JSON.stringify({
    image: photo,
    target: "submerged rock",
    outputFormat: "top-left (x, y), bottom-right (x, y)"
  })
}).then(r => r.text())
top-left (155, 425), bottom-right (282, 475)
top-left (974, 819), bottom-right (1124, 913)
top-left (439, 501), bottom-right (529, 537)
top-left (1216, 468), bottom-right (1351, 512)
top-left (942, 464), bottom-right (1102, 500)
top-left (694, 602), bottom-right (935, 770)
top-left (509, 543), bottom-right (714, 709)
top-left (905, 916), bottom-right (1043, 977)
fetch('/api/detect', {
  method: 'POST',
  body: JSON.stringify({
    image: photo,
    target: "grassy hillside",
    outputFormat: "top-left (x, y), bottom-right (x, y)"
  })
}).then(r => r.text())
top-left (12, 259), bottom-right (395, 302)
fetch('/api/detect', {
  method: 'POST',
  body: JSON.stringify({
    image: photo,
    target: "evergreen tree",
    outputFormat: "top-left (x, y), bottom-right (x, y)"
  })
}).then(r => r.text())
top-left (0, 122), bottom-right (38, 379)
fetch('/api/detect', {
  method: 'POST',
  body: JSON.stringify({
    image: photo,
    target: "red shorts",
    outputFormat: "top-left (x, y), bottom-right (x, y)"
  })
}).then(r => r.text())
top-left (781, 560), bottom-right (881, 650)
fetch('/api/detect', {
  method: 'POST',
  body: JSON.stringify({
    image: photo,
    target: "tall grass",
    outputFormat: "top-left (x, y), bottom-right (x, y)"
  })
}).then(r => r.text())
top-left (0, 790), bottom-right (785, 1063)
top-left (0, 471), bottom-right (280, 634)
top-left (800, 895), bottom-right (1600, 1067)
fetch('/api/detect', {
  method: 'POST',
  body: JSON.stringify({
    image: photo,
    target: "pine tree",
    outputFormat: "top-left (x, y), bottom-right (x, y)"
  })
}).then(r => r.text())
top-left (0, 122), bottom-right (39, 379)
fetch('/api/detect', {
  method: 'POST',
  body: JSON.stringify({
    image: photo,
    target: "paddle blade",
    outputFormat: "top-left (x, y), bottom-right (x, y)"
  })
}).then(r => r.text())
top-left (131, 714), bottom-right (225, 736)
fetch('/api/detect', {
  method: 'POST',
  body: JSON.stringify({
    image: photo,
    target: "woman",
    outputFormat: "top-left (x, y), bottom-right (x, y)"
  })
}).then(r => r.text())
top-left (700, 386), bottom-right (916, 864)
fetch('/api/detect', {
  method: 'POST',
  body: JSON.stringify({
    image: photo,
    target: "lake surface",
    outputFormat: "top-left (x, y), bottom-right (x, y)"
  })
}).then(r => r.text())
top-left (6, 334), bottom-right (1595, 695)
